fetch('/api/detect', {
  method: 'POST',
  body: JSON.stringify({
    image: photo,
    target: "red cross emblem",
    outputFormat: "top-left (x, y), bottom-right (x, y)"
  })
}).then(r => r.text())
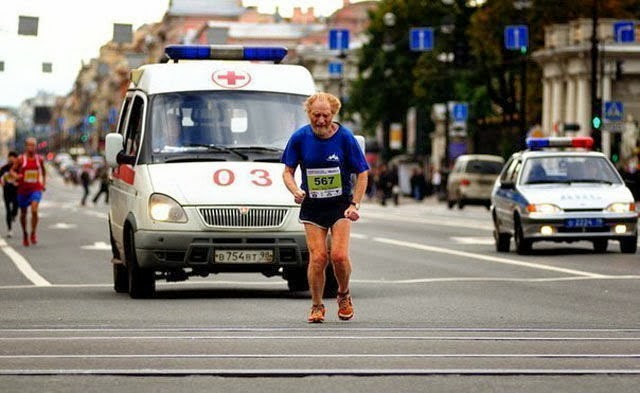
top-left (211, 69), bottom-right (251, 89)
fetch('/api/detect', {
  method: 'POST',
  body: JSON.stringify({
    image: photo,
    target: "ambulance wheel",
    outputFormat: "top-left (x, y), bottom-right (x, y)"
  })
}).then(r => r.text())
top-left (113, 264), bottom-right (128, 293)
top-left (514, 216), bottom-right (532, 255)
top-left (125, 228), bottom-right (155, 299)
top-left (592, 239), bottom-right (608, 253)
top-left (285, 267), bottom-right (309, 292)
top-left (324, 263), bottom-right (339, 298)
top-left (620, 236), bottom-right (637, 254)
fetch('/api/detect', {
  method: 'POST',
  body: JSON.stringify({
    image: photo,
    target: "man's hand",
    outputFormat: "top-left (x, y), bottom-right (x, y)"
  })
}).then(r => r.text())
top-left (293, 189), bottom-right (306, 204)
top-left (344, 205), bottom-right (360, 222)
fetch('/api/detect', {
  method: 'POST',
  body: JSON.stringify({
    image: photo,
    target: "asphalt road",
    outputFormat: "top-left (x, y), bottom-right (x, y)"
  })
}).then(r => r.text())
top-left (1, 168), bottom-right (639, 392)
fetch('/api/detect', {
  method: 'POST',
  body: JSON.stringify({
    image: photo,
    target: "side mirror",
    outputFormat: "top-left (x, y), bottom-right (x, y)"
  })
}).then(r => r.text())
top-left (105, 133), bottom-right (124, 167)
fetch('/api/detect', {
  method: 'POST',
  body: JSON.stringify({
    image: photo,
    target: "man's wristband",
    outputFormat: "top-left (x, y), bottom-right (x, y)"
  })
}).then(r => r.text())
top-left (350, 201), bottom-right (360, 210)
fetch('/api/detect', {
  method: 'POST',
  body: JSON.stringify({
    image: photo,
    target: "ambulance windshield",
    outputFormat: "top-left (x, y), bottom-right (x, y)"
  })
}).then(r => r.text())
top-left (149, 91), bottom-right (308, 155)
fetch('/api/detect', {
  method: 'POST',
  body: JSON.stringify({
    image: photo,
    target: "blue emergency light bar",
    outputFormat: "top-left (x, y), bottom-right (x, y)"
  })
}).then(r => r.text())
top-left (164, 45), bottom-right (288, 63)
top-left (526, 136), bottom-right (594, 150)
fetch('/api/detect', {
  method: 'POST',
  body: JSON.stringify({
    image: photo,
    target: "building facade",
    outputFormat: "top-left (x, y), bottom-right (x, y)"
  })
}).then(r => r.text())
top-left (533, 18), bottom-right (640, 164)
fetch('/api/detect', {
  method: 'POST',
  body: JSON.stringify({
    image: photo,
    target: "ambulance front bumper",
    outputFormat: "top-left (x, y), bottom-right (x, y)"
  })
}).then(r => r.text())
top-left (133, 230), bottom-right (308, 270)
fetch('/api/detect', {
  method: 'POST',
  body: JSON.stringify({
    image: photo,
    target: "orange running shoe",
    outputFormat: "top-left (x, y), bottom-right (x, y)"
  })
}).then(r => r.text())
top-left (30, 233), bottom-right (37, 245)
top-left (307, 304), bottom-right (326, 323)
top-left (337, 292), bottom-right (354, 321)
top-left (22, 233), bottom-right (29, 247)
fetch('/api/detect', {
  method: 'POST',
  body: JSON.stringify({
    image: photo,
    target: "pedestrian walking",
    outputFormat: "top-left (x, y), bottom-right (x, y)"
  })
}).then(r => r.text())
top-left (92, 166), bottom-right (109, 204)
top-left (281, 92), bottom-right (369, 323)
top-left (410, 167), bottom-right (428, 201)
top-left (0, 151), bottom-right (19, 237)
top-left (11, 138), bottom-right (46, 246)
top-left (379, 164), bottom-right (399, 206)
top-left (80, 164), bottom-right (92, 206)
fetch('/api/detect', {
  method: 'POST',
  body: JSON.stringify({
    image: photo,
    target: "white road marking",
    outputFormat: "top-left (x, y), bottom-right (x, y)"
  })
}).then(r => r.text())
top-left (373, 237), bottom-right (607, 278)
top-left (365, 210), bottom-right (493, 230)
top-left (80, 242), bottom-right (111, 251)
top-left (50, 223), bottom-right (77, 229)
top-left (0, 238), bottom-right (50, 287)
top-left (0, 353), bottom-right (638, 359)
top-left (451, 236), bottom-right (495, 245)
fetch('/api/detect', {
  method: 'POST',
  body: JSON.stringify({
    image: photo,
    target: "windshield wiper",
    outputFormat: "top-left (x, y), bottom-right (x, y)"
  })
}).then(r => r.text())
top-left (183, 143), bottom-right (248, 160)
top-left (570, 179), bottom-right (614, 185)
top-left (227, 146), bottom-right (283, 153)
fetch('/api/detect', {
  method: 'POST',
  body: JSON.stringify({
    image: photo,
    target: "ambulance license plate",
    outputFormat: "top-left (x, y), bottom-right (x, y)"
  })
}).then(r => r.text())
top-left (214, 250), bottom-right (274, 263)
top-left (565, 218), bottom-right (603, 228)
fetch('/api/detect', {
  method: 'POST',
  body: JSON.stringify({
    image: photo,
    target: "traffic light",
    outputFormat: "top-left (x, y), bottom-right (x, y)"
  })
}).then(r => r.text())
top-left (591, 98), bottom-right (602, 130)
top-left (80, 133), bottom-right (89, 143)
top-left (88, 114), bottom-right (96, 124)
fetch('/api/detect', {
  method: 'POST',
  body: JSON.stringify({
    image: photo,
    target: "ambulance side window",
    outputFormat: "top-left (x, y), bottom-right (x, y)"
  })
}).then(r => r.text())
top-left (116, 97), bottom-right (131, 136)
top-left (124, 96), bottom-right (144, 158)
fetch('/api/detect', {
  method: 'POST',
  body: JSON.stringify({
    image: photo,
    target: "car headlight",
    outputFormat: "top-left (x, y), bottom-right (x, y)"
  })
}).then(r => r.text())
top-left (526, 203), bottom-right (562, 214)
top-left (605, 202), bottom-right (636, 213)
top-left (149, 193), bottom-right (188, 222)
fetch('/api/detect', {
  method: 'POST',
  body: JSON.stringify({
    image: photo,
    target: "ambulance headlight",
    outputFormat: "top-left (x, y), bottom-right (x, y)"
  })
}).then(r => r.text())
top-left (149, 194), bottom-right (187, 223)
top-left (605, 202), bottom-right (636, 213)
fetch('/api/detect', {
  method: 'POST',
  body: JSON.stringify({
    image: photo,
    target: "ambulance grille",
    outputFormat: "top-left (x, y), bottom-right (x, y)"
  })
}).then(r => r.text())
top-left (198, 207), bottom-right (289, 228)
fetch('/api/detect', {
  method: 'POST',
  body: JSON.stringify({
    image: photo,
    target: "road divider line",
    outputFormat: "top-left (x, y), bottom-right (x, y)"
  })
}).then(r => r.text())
top-left (365, 210), bottom-right (494, 230)
top-left (0, 238), bottom-right (50, 287)
top-left (373, 237), bottom-right (607, 278)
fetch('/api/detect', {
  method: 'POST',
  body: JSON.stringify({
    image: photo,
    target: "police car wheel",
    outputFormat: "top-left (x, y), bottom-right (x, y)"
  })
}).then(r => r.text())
top-left (494, 230), bottom-right (510, 252)
top-left (514, 219), bottom-right (532, 255)
top-left (592, 239), bottom-right (608, 253)
top-left (620, 236), bottom-right (638, 254)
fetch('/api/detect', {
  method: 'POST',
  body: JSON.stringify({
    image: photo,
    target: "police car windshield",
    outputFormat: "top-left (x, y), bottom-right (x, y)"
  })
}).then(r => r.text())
top-left (521, 156), bottom-right (622, 185)
top-left (149, 91), bottom-right (308, 155)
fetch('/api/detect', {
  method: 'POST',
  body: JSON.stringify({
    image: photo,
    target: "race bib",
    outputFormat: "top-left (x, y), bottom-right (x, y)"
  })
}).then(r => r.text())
top-left (307, 167), bottom-right (342, 198)
top-left (24, 169), bottom-right (39, 183)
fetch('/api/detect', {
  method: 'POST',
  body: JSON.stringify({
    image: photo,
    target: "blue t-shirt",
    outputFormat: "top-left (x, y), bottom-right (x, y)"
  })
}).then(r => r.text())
top-left (281, 124), bottom-right (369, 202)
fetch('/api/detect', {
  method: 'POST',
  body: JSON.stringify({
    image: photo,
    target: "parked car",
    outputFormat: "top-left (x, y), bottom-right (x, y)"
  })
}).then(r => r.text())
top-left (446, 154), bottom-right (504, 209)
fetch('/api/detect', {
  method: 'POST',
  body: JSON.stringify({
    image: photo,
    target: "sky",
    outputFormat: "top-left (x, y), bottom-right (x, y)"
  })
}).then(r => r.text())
top-left (0, 0), bottom-right (369, 109)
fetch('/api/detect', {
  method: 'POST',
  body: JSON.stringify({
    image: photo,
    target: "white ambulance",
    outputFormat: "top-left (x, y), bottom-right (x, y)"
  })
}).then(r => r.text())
top-left (105, 45), bottom-right (336, 298)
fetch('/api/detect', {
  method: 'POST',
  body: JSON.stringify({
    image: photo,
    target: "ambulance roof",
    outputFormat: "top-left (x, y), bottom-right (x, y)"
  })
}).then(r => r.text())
top-left (128, 45), bottom-right (316, 97)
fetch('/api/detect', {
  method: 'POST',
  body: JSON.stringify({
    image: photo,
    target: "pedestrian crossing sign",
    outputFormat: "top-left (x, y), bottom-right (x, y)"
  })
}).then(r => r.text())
top-left (604, 101), bottom-right (623, 122)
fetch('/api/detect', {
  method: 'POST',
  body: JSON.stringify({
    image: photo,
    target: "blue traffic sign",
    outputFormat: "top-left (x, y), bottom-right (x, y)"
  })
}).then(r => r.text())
top-left (328, 62), bottom-right (343, 77)
top-left (410, 27), bottom-right (434, 51)
top-left (604, 101), bottom-right (624, 122)
top-left (452, 103), bottom-right (468, 122)
top-left (504, 25), bottom-right (528, 51)
top-left (614, 21), bottom-right (635, 43)
top-left (329, 29), bottom-right (349, 50)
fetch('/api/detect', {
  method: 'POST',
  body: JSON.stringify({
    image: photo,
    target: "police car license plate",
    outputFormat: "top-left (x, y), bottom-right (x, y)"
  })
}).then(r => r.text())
top-left (565, 218), bottom-right (604, 228)
top-left (214, 250), bottom-right (274, 263)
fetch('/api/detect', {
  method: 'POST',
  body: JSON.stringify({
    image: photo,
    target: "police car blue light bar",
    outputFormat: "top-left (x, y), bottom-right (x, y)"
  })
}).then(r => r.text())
top-left (526, 136), bottom-right (594, 150)
top-left (164, 45), bottom-right (288, 63)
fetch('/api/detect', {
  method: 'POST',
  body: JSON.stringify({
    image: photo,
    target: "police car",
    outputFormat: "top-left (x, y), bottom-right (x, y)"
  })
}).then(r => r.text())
top-left (104, 45), bottom-right (339, 298)
top-left (491, 136), bottom-right (638, 254)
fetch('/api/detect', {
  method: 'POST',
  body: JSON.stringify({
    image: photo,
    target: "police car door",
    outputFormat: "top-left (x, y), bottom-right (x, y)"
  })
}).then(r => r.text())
top-left (493, 157), bottom-right (522, 231)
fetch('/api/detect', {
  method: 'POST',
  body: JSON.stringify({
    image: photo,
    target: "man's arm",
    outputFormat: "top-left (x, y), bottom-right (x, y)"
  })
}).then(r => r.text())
top-left (40, 156), bottom-right (46, 189)
top-left (351, 171), bottom-right (368, 205)
top-left (282, 166), bottom-right (305, 204)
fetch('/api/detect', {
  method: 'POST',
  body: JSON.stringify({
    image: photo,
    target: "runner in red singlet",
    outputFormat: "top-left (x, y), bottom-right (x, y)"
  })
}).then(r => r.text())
top-left (11, 138), bottom-right (46, 247)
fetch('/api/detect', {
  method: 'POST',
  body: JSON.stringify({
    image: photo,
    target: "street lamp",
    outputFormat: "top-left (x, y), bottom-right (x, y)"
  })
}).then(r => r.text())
top-left (382, 11), bottom-right (396, 161)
